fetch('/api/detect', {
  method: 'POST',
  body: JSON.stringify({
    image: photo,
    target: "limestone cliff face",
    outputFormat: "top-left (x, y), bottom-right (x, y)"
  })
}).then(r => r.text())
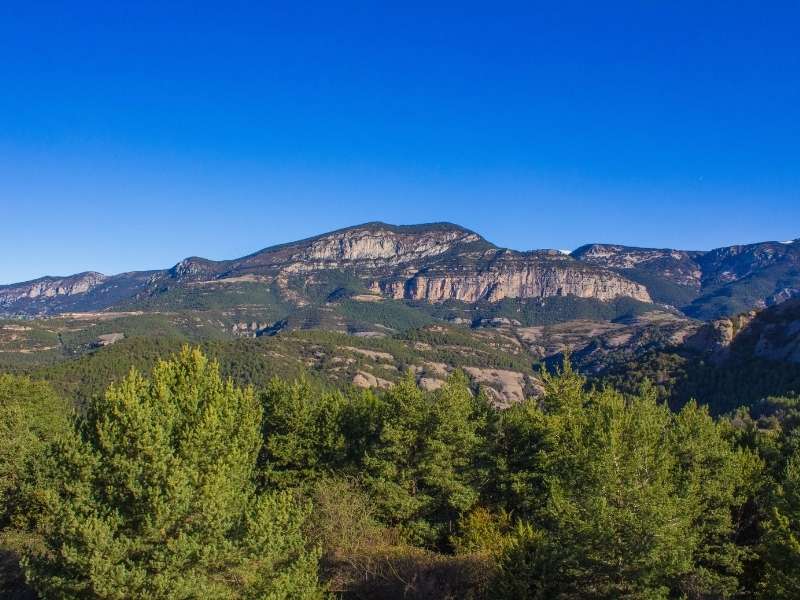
top-left (572, 239), bottom-right (800, 318)
top-left (297, 227), bottom-right (482, 264)
top-left (0, 222), bottom-right (655, 317)
top-left (154, 224), bottom-right (654, 307)
top-left (207, 223), bottom-right (489, 279)
top-left (248, 225), bottom-right (652, 304)
top-left (6, 222), bottom-right (796, 319)
top-left (380, 266), bottom-right (650, 303)
top-left (684, 311), bottom-right (758, 361)
top-left (0, 272), bottom-right (106, 305)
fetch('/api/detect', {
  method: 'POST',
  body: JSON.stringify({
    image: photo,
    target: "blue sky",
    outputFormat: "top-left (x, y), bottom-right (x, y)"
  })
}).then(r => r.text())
top-left (1, 1), bottom-right (798, 284)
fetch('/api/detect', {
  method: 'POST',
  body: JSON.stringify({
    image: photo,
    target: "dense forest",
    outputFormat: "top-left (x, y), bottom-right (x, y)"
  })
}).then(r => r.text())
top-left (1, 346), bottom-right (799, 599)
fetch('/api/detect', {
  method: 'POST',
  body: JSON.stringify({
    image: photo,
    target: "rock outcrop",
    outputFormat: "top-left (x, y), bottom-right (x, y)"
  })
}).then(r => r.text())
top-left (0, 270), bottom-right (156, 317)
top-left (298, 226), bottom-right (482, 264)
top-left (3, 222), bottom-right (797, 319)
top-left (226, 222), bottom-right (489, 275)
top-left (379, 260), bottom-right (650, 303)
top-left (463, 366), bottom-right (542, 408)
top-left (685, 298), bottom-right (800, 364)
top-left (0, 272), bottom-right (107, 304)
top-left (684, 312), bottom-right (757, 360)
top-left (572, 244), bottom-right (703, 288)
top-left (93, 332), bottom-right (125, 347)
top-left (149, 223), bottom-right (653, 307)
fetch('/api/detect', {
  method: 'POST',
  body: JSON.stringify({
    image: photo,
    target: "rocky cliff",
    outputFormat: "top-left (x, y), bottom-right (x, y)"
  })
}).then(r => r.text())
top-left (572, 244), bottom-right (703, 288)
top-left (0, 272), bottom-right (107, 303)
top-left (377, 251), bottom-right (650, 303)
top-left (293, 225), bottom-right (483, 265)
top-left (685, 297), bottom-right (800, 364)
top-left (2, 222), bottom-right (797, 319)
top-left (218, 225), bottom-right (651, 305)
top-left (572, 239), bottom-right (800, 318)
top-left (0, 270), bottom-right (155, 316)
top-left (0, 272), bottom-right (111, 314)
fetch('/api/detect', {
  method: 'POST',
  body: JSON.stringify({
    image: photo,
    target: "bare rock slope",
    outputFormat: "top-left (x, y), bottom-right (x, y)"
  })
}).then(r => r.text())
top-left (1, 223), bottom-right (651, 316)
top-left (2, 223), bottom-right (796, 320)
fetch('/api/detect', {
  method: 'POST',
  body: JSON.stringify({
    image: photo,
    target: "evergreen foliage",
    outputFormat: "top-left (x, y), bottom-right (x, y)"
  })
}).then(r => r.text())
top-left (0, 346), bottom-right (799, 598)
top-left (758, 445), bottom-right (800, 599)
top-left (0, 375), bottom-right (72, 598)
top-left (0, 375), bottom-right (71, 528)
top-left (362, 371), bottom-right (486, 548)
top-left (259, 378), bottom-right (348, 489)
top-left (17, 347), bottom-right (324, 599)
top-left (493, 365), bottom-right (759, 599)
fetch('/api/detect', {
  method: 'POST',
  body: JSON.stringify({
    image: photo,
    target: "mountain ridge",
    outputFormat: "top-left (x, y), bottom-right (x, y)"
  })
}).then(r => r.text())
top-left (0, 222), bottom-right (647, 316)
top-left (1, 222), bottom-right (797, 321)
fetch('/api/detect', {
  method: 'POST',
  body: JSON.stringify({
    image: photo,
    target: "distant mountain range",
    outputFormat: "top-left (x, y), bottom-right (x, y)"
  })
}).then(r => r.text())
top-left (573, 238), bottom-right (800, 318)
top-left (2, 222), bottom-right (799, 409)
top-left (2, 222), bottom-right (797, 321)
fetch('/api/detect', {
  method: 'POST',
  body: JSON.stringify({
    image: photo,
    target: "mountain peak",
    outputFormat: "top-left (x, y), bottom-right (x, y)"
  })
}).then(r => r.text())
top-left (309, 222), bottom-right (485, 262)
top-left (2, 224), bottom-right (798, 321)
top-left (168, 257), bottom-right (221, 280)
top-left (310, 221), bottom-right (486, 242)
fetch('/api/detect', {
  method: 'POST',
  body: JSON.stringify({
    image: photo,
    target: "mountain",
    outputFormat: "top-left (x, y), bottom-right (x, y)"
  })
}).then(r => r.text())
top-left (0, 230), bottom-right (800, 412)
top-left (0, 271), bottom-right (157, 316)
top-left (684, 296), bottom-right (800, 364)
top-left (572, 238), bottom-right (800, 318)
top-left (0, 222), bottom-right (652, 320)
top-left (1, 224), bottom-right (798, 334)
top-left (597, 297), bottom-right (800, 415)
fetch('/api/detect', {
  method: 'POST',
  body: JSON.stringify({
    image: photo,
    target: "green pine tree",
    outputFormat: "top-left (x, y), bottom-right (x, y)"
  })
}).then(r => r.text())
top-left (258, 378), bottom-right (347, 490)
top-left (495, 366), bottom-right (757, 599)
top-left (0, 375), bottom-right (72, 597)
top-left (20, 347), bottom-right (324, 599)
top-left (759, 445), bottom-right (800, 599)
top-left (0, 375), bottom-right (71, 528)
top-left (362, 370), bottom-right (484, 548)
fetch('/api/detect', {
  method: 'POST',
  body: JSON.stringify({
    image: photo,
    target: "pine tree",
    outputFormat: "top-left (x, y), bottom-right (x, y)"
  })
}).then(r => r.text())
top-left (362, 370), bottom-right (484, 547)
top-left (20, 347), bottom-right (324, 599)
top-left (495, 366), bottom-right (757, 599)
top-left (0, 375), bottom-right (71, 528)
top-left (759, 445), bottom-right (800, 599)
top-left (668, 400), bottom-right (761, 597)
top-left (259, 377), bottom-right (346, 489)
top-left (0, 375), bottom-right (72, 597)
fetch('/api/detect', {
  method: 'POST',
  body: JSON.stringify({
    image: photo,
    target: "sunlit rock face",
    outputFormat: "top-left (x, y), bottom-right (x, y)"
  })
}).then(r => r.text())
top-left (4, 222), bottom-right (796, 318)
top-left (572, 244), bottom-right (703, 288)
top-left (685, 297), bottom-right (800, 364)
top-left (0, 272), bottom-right (107, 304)
top-left (299, 227), bottom-right (482, 263)
top-left (185, 222), bottom-right (652, 305)
top-left (379, 262), bottom-right (651, 303)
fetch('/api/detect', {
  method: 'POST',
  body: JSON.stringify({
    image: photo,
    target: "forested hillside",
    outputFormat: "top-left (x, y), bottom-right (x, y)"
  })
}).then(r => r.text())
top-left (2, 346), bottom-right (800, 598)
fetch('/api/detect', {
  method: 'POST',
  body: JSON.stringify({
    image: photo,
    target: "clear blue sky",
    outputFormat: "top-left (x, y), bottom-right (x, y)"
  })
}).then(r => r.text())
top-left (1, 1), bottom-right (798, 284)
